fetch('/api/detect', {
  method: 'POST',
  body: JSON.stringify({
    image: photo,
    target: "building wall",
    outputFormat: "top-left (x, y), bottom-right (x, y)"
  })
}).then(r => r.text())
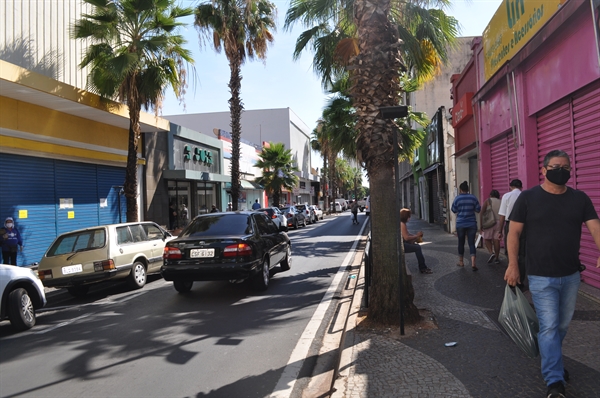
top-left (0, 0), bottom-right (90, 89)
top-left (476, 0), bottom-right (600, 287)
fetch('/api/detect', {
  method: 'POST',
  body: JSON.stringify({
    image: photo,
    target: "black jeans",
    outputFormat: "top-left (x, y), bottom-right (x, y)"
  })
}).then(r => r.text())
top-left (351, 212), bottom-right (358, 223)
top-left (403, 242), bottom-right (427, 271)
top-left (2, 251), bottom-right (17, 265)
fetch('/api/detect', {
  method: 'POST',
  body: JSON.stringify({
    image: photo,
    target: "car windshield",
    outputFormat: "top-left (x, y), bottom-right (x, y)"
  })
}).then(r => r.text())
top-left (47, 229), bottom-right (106, 256)
top-left (280, 207), bottom-right (292, 213)
top-left (179, 214), bottom-right (253, 237)
top-left (257, 208), bottom-right (274, 217)
top-left (296, 205), bottom-right (307, 211)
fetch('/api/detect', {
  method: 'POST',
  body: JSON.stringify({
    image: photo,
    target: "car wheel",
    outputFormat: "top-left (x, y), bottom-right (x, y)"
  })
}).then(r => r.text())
top-left (127, 261), bottom-right (147, 289)
top-left (280, 246), bottom-right (292, 271)
top-left (173, 280), bottom-right (193, 293)
top-left (8, 288), bottom-right (36, 331)
top-left (67, 285), bottom-right (90, 298)
top-left (252, 258), bottom-right (270, 291)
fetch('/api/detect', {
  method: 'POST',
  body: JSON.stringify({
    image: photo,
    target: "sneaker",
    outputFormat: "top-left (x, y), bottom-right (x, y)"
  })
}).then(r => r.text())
top-left (546, 382), bottom-right (566, 398)
top-left (487, 254), bottom-right (495, 263)
top-left (494, 257), bottom-right (500, 264)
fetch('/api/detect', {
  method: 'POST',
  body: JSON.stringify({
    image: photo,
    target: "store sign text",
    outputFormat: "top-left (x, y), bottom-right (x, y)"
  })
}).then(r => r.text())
top-left (183, 145), bottom-right (213, 165)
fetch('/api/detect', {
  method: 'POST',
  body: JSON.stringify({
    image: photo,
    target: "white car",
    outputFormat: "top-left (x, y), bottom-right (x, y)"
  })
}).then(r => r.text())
top-left (309, 205), bottom-right (323, 220)
top-left (0, 264), bottom-right (47, 331)
top-left (38, 222), bottom-right (174, 297)
top-left (365, 196), bottom-right (371, 216)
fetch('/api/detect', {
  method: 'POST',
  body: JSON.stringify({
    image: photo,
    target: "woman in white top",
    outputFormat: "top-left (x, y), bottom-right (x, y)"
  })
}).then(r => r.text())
top-left (480, 190), bottom-right (502, 263)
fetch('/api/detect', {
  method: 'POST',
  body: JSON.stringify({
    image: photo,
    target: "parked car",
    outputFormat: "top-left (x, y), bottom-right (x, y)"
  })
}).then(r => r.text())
top-left (280, 206), bottom-right (307, 229)
top-left (357, 197), bottom-right (368, 211)
top-left (162, 212), bottom-right (292, 293)
top-left (37, 222), bottom-right (174, 297)
top-left (0, 264), bottom-right (47, 331)
top-left (296, 204), bottom-right (316, 224)
top-left (330, 202), bottom-right (342, 212)
top-left (309, 205), bottom-right (323, 220)
top-left (335, 198), bottom-right (348, 211)
top-left (257, 207), bottom-right (288, 230)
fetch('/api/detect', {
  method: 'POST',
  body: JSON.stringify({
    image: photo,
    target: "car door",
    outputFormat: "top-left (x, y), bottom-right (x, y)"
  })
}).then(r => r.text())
top-left (253, 214), bottom-right (284, 265)
top-left (114, 225), bottom-right (148, 273)
top-left (142, 223), bottom-right (168, 272)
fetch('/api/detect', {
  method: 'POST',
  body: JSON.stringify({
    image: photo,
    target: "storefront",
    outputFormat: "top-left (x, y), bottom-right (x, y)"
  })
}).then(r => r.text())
top-left (474, 0), bottom-right (600, 287)
top-left (144, 124), bottom-right (229, 229)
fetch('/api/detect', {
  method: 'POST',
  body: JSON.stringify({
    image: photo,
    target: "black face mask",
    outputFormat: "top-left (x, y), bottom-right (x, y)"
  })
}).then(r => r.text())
top-left (546, 168), bottom-right (571, 186)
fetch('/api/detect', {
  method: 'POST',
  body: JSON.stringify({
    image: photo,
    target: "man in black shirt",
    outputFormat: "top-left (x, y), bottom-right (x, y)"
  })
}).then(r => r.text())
top-left (504, 150), bottom-right (600, 398)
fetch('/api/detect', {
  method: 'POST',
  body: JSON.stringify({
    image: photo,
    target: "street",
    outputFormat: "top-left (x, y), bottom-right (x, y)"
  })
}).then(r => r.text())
top-left (0, 211), bottom-right (368, 398)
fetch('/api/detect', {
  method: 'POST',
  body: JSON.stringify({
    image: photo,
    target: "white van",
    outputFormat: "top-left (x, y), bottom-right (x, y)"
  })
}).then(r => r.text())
top-left (335, 198), bottom-right (348, 211)
top-left (365, 196), bottom-right (371, 216)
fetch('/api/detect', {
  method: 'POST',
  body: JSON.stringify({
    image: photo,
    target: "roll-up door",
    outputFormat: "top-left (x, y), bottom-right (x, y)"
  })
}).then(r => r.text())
top-left (97, 166), bottom-right (126, 225)
top-left (55, 161), bottom-right (98, 234)
top-left (0, 154), bottom-right (56, 266)
top-left (536, 80), bottom-right (600, 288)
top-left (490, 134), bottom-right (519, 194)
top-left (572, 82), bottom-right (600, 287)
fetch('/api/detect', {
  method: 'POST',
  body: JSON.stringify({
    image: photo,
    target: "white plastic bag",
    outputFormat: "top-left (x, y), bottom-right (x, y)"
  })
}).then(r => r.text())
top-left (498, 284), bottom-right (539, 358)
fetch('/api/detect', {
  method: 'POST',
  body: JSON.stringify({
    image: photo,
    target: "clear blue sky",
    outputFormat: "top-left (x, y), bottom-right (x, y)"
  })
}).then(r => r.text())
top-left (162, 0), bottom-right (503, 130)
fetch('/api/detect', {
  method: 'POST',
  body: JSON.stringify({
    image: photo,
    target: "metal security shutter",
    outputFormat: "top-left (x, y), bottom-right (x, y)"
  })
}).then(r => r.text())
top-left (536, 102), bottom-right (573, 185)
top-left (97, 166), bottom-right (126, 225)
top-left (0, 154), bottom-right (56, 266)
top-left (490, 135), bottom-right (512, 194)
top-left (55, 161), bottom-right (98, 234)
top-left (572, 82), bottom-right (600, 287)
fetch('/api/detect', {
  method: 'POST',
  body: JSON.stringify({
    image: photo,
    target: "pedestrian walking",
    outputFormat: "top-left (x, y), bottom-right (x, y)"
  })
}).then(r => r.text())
top-left (180, 204), bottom-right (189, 227)
top-left (210, 205), bottom-right (219, 213)
top-left (451, 181), bottom-right (481, 271)
top-left (351, 201), bottom-right (359, 224)
top-left (498, 179), bottom-right (523, 255)
top-left (168, 202), bottom-right (178, 230)
top-left (480, 190), bottom-right (502, 264)
top-left (252, 199), bottom-right (261, 210)
top-left (504, 149), bottom-right (600, 398)
top-left (400, 208), bottom-right (432, 274)
top-left (1, 217), bottom-right (24, 265)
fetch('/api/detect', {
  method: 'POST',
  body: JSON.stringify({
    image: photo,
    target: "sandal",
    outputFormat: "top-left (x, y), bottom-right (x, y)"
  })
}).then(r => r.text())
top-left (472, 266), bottom-right (479, 272)
top-left (420, 268), bottom-right (433, 274)
top-left (456, 263), bottom-right (464, 267)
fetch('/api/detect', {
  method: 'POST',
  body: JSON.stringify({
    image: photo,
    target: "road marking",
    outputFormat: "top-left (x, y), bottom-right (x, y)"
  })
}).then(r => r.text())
top-left (34, 313), bottom-right (93, 334)
top-left (271, 222), bottom-right (366, 397)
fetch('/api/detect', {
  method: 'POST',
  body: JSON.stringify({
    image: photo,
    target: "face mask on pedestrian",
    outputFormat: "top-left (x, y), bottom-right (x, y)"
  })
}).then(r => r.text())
top-left (545, 167), bottom-right (571, 186)
top-left (5, 222), bottom-right (13, 228)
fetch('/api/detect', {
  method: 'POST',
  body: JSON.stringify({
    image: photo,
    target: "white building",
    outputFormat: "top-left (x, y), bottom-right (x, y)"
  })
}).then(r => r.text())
top-left (166, 108), bottom-right (320, 205)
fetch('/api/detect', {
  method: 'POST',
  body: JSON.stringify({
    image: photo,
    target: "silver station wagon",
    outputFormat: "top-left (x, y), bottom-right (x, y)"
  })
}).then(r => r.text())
top-left (38, 222), bottom-right (173, 297)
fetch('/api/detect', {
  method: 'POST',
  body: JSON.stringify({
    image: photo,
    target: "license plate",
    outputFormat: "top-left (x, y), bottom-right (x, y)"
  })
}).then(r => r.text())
top-left (62, 264), bottom-right (83, 275)
top-left (190, 249), bottom-right (214, 258)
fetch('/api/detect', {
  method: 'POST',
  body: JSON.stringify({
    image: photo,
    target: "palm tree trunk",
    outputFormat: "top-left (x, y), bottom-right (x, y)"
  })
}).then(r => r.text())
top-left (229, 56), bottom-right (243, 211)
top-left (352, 0), bottom-right (419, 324)
top-left (125, 79), bottom-right (141, 222)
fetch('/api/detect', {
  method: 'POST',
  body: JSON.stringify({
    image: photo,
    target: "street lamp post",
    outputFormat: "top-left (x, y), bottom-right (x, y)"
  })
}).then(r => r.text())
top-left (379, 105), bottom-right (408, 335)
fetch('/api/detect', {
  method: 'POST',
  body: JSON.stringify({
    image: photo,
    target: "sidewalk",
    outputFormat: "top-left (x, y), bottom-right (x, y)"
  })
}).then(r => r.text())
top-left (331, 217), bottom-right (600, 398)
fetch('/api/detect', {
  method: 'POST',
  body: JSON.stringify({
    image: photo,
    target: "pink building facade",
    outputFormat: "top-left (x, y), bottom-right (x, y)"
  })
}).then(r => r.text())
top-left (473, 0), bottom-right (600, 288)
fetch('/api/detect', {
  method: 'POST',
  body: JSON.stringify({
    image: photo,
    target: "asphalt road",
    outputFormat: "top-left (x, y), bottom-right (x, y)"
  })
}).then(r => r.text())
top-left (0, 211), bottom-right (369, 398)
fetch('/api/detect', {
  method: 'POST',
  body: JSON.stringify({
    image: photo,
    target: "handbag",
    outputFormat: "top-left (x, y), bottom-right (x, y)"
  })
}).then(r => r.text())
top-left (481, 198), bottom-right (496, 229)
top-left (498, 284), bottom-right (539, 358)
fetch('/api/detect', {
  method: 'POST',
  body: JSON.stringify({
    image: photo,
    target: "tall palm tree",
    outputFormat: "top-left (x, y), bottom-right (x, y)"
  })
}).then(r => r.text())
top-left (195, 0), bottom-right (276, 210)
top-left (254, 142), bottom-right (300, 207)
top-left (73, 0), bottom-right (194, 222)
top-left (287, 0), bottom-right (457, 324)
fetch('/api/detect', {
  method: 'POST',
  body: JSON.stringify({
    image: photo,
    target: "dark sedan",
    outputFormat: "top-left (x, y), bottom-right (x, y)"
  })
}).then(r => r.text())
top-left (161, 212), bottom-right (291, 293)
top-left (280, 206), bottom-right (307, 229)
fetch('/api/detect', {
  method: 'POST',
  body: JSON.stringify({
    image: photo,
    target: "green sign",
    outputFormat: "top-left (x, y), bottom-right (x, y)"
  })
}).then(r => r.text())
top-left (183, 145), bottom-right (213, 166)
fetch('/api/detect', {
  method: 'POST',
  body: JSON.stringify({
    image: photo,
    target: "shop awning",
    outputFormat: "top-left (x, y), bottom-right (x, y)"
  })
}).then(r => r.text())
top-left (225, 180), bottom-right (264, 190)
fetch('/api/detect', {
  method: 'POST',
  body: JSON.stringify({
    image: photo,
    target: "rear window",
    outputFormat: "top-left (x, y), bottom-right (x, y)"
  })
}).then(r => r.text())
top-left (296, 205), bottom-right (307, 211)
top-left (180, 214), bottom-right (253, 237)
top-left (257, 208), bottom-right (274, 217)
top-left (47, 229), bottom-right (106, 256)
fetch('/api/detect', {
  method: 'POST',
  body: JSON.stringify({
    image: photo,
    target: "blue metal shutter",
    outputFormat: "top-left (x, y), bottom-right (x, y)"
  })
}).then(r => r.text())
top-left (55, 161), bottom-right (98, 234)
top-left (97, 166), bottom-right (126, 225)
top-left (0, 154), bottom-right (56, 266)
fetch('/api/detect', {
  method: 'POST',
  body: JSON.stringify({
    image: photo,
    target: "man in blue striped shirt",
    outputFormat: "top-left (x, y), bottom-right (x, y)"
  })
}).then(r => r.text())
top-left (451, 181), bottom-right (481, 270)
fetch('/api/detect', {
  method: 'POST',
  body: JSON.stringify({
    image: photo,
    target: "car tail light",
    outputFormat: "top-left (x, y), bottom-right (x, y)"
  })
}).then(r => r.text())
top-left (271, 214), bottom-right (278, 219)
top-left (94, 259), bottom-right (115, 271)
top-left (38, 269), bottom-right (53, 280)
top-left (223, 243), bottom-right (253, 257)
top-left (163, 246), bottom-right (182, 259)
top-left (287, 213), bottom-right (293, 218)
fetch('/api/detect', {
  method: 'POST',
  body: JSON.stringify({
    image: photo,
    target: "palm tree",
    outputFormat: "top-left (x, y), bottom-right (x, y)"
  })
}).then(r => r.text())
top-left (286, 0), bottom-right (457, 324)
top-left (73, 0), bottom-right (194, 222)
top-left (194, 0), bottom-right (276, 211)
top-left (254, 142), bottom-right (300, 207)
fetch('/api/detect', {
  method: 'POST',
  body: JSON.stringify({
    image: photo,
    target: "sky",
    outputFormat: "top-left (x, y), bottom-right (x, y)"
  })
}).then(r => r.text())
top-left (161, 0), bottom-right (504, 129)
